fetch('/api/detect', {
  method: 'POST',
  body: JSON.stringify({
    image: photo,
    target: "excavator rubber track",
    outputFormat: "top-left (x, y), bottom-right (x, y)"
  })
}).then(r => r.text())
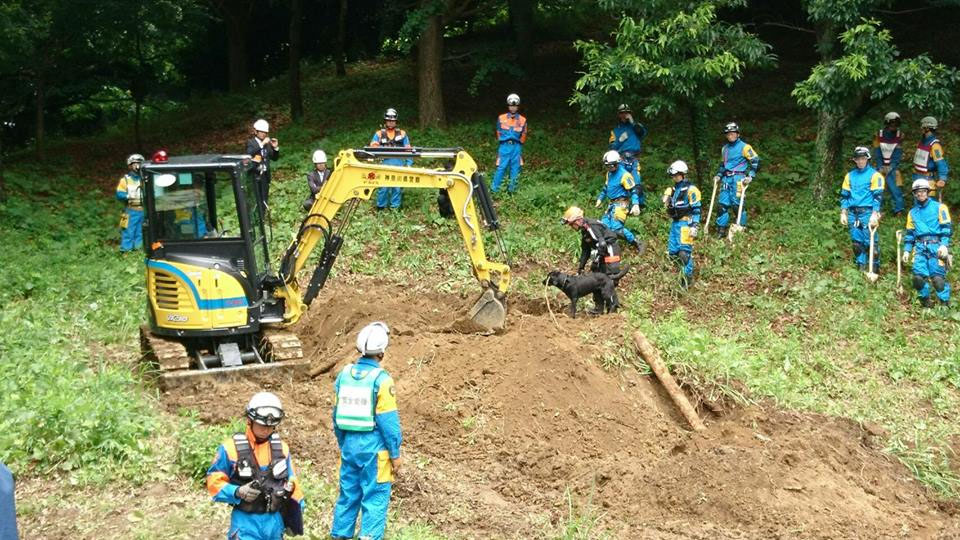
top-left (139, 325), bottom-right (311, 389)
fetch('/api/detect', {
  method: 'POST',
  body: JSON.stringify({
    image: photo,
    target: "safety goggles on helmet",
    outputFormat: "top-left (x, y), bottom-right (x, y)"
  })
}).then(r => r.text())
top-left (384, 108), bottom-right (398, 121)
top-left (617, 104), bottom-right (631, 114)
top-left (912, 178), bottom-right (932, 192)
top-left (723, 122), bottom-right (739, 134)
top-left (852, 146), bottom-right (871, 159)
top-left (247, 405), bottom-right (284, 426)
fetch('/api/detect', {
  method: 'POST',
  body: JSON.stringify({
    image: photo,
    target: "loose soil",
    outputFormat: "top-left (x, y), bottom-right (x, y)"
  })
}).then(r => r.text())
top-left (158, 276), bottom-right (958, 539)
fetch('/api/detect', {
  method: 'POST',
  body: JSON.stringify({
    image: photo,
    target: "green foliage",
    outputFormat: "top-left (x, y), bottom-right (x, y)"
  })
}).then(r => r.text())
top-left (793, 19), bottom-right (960, 117)
top-left (0, 172), bottom-right (156, 476)
top-left (174, 414), bottom-right (245, 482)
top-left (571, 0), bottom-right (775, 120)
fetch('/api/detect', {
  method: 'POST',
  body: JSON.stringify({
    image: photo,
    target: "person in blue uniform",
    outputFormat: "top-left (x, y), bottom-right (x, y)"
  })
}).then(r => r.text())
top-left (903, 179), bottom-right (952, 307)
top-left (331, 322), bottom-right (404, 540)
top-left (609, 104), bottom-right (648, 210)
top-left (661, 160), bottom-right (702, 288)
top-left (712, 122), bottom-right (759, 238)
top-left (595, 150), bottom-right (644, 252)
top-left (840, 146), bottom-right (885, 272)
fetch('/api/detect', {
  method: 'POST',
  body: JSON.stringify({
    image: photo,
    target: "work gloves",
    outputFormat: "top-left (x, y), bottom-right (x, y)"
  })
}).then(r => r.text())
top-left (902, 251), bottom-right (911, 264)
top-left (688, 226), bottom-right (699, 239)
top-left (630, 204), bottom-right (641, 216)
top-left (595, 199), bottom-right (603, 208)
top-left (712, 175), bottom-right (721, 184)
top-left (869, 212), bottom-right (879, 228)
top-left (236, 482), bottom-right (262, 502)
top-left (938, 245), bottom-right (950, 259)
top-left (840, 209), bottom-right (848, 226)
top-left (742, 176), bottom-right (752, 186)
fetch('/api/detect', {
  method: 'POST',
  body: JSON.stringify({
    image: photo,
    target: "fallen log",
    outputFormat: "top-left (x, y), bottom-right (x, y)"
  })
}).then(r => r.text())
top-left (633, 331), bottom-right (706, 432)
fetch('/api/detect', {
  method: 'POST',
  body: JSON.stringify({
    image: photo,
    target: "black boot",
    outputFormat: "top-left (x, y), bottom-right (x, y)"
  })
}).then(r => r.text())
top-left (921, 296), bottom-right (936, 308)
top-left (715, 226), bottom-right (728, 239)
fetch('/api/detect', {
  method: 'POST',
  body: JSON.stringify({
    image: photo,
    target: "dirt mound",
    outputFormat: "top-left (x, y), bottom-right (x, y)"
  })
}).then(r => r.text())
top-left (163, 278), bottom-right (959, 539)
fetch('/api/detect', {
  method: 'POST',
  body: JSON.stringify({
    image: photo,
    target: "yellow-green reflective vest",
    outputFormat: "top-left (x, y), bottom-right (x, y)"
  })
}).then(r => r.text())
top-left (334, 365), bottom-right (382, 432)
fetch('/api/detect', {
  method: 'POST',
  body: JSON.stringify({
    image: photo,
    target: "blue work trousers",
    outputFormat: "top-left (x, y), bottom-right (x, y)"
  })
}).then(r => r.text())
top-left (913, 243), bottom-right (950, 302)
top-left (847, 208), bottom-right (879, 270)
top-left (331, 449), bottom-right (393, 540)
top-left (668, 220), bottom-right (694, 276)
top-left (601, 203), bottom-right (638, 245)
top-left (622, 157), bottom-right (646, 208)
top-left (884, 169), bottom-right (905, 214)
top-left (227, 509), bottom-right (284, 540)
top-left (120, 207), bottom-right (144, 252)
top-left (492, 141), bottom-right (523, 193)
top-left (716, 176), bottom-right (747, 228)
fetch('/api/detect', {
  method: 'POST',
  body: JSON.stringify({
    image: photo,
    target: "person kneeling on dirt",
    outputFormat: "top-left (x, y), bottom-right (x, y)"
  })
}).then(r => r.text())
top-left (206, 392), bottom-right (305, 540)
top-left (331, 322), bottom-right (404, 540)
top-left (562, 205), bottom-right (624, 276)
top-left (662, 160), bottom-right (702, 289)
top-left (902, 179), bottom-right (953, 307)
top-left (840, 146), bottom-right (885, 272)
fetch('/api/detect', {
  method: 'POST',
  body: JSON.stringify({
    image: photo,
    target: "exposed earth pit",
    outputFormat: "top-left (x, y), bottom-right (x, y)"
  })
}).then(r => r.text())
top-left (163, 276), bottom-right (959, 539)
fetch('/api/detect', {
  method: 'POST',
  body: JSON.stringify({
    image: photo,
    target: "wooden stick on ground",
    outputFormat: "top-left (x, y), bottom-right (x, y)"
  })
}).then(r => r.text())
top-left (632, 331), bottom-right (706, 432)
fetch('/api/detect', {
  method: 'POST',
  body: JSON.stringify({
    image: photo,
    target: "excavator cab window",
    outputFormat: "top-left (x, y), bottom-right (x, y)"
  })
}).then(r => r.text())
top-left (152, 170), bottom-right (239, 241)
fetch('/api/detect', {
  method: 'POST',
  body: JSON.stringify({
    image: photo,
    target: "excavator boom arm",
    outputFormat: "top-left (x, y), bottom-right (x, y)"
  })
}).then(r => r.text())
top-left (274, 148), bottom-right (510, 328)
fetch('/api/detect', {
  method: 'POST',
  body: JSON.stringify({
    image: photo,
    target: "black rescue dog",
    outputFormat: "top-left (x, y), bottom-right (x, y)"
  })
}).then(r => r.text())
top-left (543, 265), bottom-right (629, 318)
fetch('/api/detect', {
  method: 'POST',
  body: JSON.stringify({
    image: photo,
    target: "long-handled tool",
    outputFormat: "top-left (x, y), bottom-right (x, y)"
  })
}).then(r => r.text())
top-left (727, 184), bottom-right (748, 242)
top-left (865, 223), bottom-right (879, 283)
top-left (895, 229), bottom-right (904, 295)
top-left (703, 175), bottom-right (719, 236)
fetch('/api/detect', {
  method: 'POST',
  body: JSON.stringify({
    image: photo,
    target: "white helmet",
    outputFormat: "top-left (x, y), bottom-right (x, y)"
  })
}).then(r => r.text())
top-left (246, 392), bottom-right (284, 426)
top-left (127, 154), bottom-right (145, 165)
top-left (921, 116), bottom-right (938, 130)
top-left (912, 178), bottom-right (932, 192)
top-left (253, 119), bottom-right (270, 133)
top-left (356, 321), bottom-right (390, 356)
top-left (884, 111), bottom-right (900, 123)
top-left (602, 150), bottom-right (621, 167)
top-left (506, 93), bottom-right (520, 106)
top-left (312, 150), bottom-right (327, 163)
top-left (667, 160), bottom-right (688, 176)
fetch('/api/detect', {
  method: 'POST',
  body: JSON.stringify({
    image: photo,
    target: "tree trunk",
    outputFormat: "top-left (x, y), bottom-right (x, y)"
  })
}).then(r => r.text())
top-left (223, 6), bottom-right (251, 91)
top-left (289, 0), bottom-right (304, 121)
top-left (507, 0), bottom-right (534, 68)
top-left (812, 109), bottom-right (846, 201)
top-left (0, 138), bottom-right (6, 204)
top-left (335, 0), bottom-right (347, 76)
top-left (34, 76), bottom-right (45, 160)
top-left (687, 101), bottom-right (708, 183)
top-left (134, 99), bottom-right (143, 151)
top-left (417, 12), bottom-right (445, 128)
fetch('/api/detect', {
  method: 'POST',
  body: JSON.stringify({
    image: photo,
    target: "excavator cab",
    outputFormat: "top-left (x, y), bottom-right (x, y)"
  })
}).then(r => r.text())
top-left (139, 154), bottom-right (305, 386)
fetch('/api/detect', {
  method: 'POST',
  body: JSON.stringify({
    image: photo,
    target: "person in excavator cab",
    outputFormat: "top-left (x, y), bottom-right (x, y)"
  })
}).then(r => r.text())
top-left (331, 322), bottom-right (404, 540)
top-left (206, 392), bottom-right (305, 540)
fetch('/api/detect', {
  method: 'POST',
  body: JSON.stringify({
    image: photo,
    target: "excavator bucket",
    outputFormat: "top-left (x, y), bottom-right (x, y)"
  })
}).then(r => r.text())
top-left (466, 289), bottom-right (507, 332)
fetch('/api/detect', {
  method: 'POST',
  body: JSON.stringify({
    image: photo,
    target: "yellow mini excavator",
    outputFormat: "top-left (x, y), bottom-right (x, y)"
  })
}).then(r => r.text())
top-left (139, 147), bottom-right (509, 386)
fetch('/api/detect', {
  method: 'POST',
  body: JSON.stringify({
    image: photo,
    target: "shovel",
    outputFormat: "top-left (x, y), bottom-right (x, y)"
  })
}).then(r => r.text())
top-left (895, 229), bottom-right (904, 294)
top-left (703, 175), bottom-right (719, 236)
top-left (727, 184), bottom-right (748, 242)
top-left (865, 223), bottom-right (879, 283)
